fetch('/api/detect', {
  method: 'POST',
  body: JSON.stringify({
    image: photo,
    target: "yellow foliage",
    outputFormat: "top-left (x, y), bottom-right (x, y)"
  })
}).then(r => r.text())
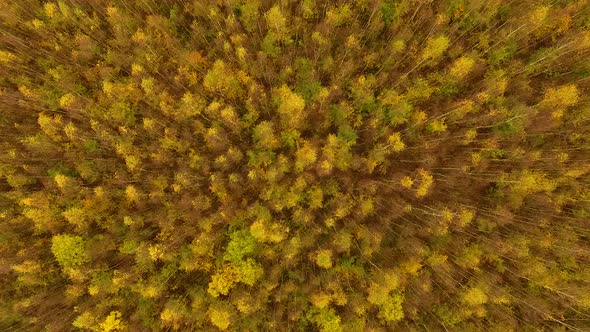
top-left (414, 112), bottom-right (429, 125)
top-left (18, 85), bottom-right (35, 98)
top-left (316, 249), bottom-right (333, 269)
top-left (367, 282), bottom-right (389, 305)
top-left (529, 5), bottom-right (549, 26)
top-left (131, 63), bottom-right (143, 76)
top-left (377, 293), bottom-right (405, 323)
top-left (427, 118), bottom-right (448, 133)
top-left (64, 123), bottom-right (77, 140)
top-left (359, 197), bottom-right (374, 216)
top-left (72, 312), bottom-right (96, 330)
top-left (387, 132), bottom-right (405, 152)
top-left (125, 185), bottom-right (139, 203)
top-left (44, 2), bottom-right (58, 18)
top-left (236, 259), bottom-right (264, 286)
top-left (12, 260), bottom-right (42, 274)
top-left (312, 31), bottom-right (327, 45)
top-left (31, 19), bottom-right (44, 29)
top-left (383, 271), bottom-right (399, 290)
top-left (122, 215), bottom-right (134, 226)
top-left (99, 311), bottom-right (124, 332)
top-left (441, 207), bottom-right (454, 222)
top-left (543, 84), bottom-right (579, 108)
top-left (391, 39), bottom-right (405, 53)
top-left (462, 287), bottom-right (488, 306)
top-left (0, 50), bottom-right (16, 63)
top-left (139, 284), bottom-right (161, 298)
top-left (160, 303), bottom-right (186, 330)
top-left (400, 176), bottom-right (414, 189)
top-left (59, 93), bottom-right (76, 109)
top-left (551, 109), bottom-right (564, 120)
top-left (295, 142), bottom-right (317, 172)
top-left (426, 253), bottom-right (448, 266)
top-left (476, 92), bottom-right (490, 103)
top-left (579, 31), bottom-right (590, 49)
top-left (557, 152), bottom-right (568, 163)
top-left (458, 208), bottom-right (475, 227)
top-left (124, 155), bottom-right (140, 171)
top-left (39, 113), bottom-right (63, 140)
top-left (54, 174), bottom-right (70, 189)
top-left (492, 294), bottom-right (511, 305)
top-left (326, 4), bottom-right (352, 27)
top-left (208, 307), bottom-right (232, 331)
top-left (421, 36), bottom-right (450, 61)
top-left (250, 219), bottom-right (289, 243)
top-left (471, 152), bottom-right (481, 166)
top-left (450, 56), bottom-right (475, 78)
top-left (63, 207), bottom-right (86, 228)
top-left (464, 129), bottom-right (477, 144)
top-left (208, 266), bottom-right (237, 297)
top-left (577, 294), bottom-right (590, 309)
top-left (329, 283), bottom-right (348, 306)
top-left (512, 171), bottom-right (556, 196)
top-left (264, 6), bottom-right (287, 36)
top-left (311, 292), bottom-right (332, 308)
top-left (148, 244), bottom-right (164, 261)
top-left (275, 85), bottom-right (305, 128)
top-left (367, 270), bottom-right (399, 306)
top-left (416, 169), bottom-right (434, 198)
top-left (346, 35), bottom-right (359, 49)
top-left (141, 77), bottom-right (154, 94)
top-left (236, 47), bottom-right (246, 62)
top-left (88, 284), bottom-right (99, 296)
top-left (402, 259), bottom-right (423, 275)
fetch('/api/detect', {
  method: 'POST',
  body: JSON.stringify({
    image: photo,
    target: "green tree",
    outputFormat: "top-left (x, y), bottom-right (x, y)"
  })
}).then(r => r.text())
top-left (51, 234), bottom-right (89, 269)
top-left (224, 230), bottom-right (257, 263)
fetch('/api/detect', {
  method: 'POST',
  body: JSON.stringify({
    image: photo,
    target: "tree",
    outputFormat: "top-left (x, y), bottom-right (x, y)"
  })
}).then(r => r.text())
top-left (239, 0), bottom-right (260, 32)
top-left (235, 259), bottom-right (264, 286)
top-left (224, 230), bottom-right (257, 263)
top-left (274, 85), bottom-right (306, 129)
top-left (99, 311), bottom-right (125, 331)
top-left (264, 6), bottom-right (288, 38)
top-left (51, 234), bottom-right (89, 270)
top-left (378, 293), bottom-right (405, 324)
top-left (252, 121), bottom-right (280, 150)
top-left (450, 56), bottom-right (475, 79)
top-left (307, 307), bottom-right (343, 332)
top-left (316, 249), bottom-right (333, 269)
top-left (542, 84), bottom-right (579, 108)
top-left (63, 206), bottom-right (88, 230)
top-left (461, 287), bottom-right (488, 306)
top-left (249, 218), bottom-right (289, 244)
top-left (208, 303), bottom-right (234, 331)
top-left (421, 35), bottom-right (450, 62)
top-left (1, 1), bottom-right (590, 331)
top-left (326, 4), bottom-right (352, 27)
top-left (204, 60), bottom-right (242, 99)
top-left (416, 169), bottom-right (434, 198)
top-left (295, 141), bottom-right (317, 172)
top-left (321, 134), bottom-right (353, 172)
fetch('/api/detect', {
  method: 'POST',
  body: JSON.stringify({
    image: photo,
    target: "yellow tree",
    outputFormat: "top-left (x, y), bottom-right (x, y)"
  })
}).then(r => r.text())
top-left (421, 35), bottom-right (450, 62)
top-left (274, 85), bottom-right (306, 129)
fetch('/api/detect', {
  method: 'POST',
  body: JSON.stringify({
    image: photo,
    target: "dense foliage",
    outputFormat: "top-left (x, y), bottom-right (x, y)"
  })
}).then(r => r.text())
top-left (1, 0), bottom-right (590, 331)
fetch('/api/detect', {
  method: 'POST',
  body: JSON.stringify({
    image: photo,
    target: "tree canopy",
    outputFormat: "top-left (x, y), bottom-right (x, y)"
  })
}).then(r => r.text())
top-left (1, 0), bottom-right (590, 331)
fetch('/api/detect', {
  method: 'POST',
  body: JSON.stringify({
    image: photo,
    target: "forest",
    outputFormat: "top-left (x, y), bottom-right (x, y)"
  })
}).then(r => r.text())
top-left (0, 0), bottom-right (590, 331)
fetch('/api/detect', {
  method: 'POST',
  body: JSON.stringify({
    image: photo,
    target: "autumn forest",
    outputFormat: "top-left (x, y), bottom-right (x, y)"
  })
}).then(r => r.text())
top-left (1, 0), bottom-right (590, 331)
